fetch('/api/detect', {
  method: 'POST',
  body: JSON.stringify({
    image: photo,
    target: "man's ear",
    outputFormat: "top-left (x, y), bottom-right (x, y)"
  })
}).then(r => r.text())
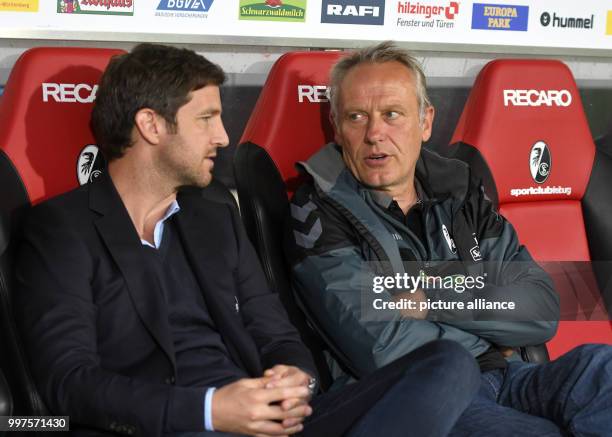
top-left (134, 108), bottom-right (163, 145)
top-left (420, 106), bottom-right (435, 143)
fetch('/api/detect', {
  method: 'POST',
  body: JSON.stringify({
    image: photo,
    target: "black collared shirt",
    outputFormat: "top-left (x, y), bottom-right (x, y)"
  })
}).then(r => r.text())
top-left (385, 199), bottom-right (425, 244)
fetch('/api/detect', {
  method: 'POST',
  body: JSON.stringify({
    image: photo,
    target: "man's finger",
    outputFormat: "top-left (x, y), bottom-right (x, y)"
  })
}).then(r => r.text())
top-left (255, 403), bottom-right (311, 422)
top-left (240, 376), bottom-right (275, 389)
top-left (281, 397), bottom-right (308, 411)
top-left (281, 423), bottom-right (304, 435)
top-left (257, 386), bottom-right (310, 404)
top-left (264, 364), bottom-right (289, 377)
top-left (255, 434), bottom-right (289, 437)
top-left (266, 374), bottom-right (308, 389)
top-left (251, 420), bottom-right (299, 436)
top-left (282, 417), bottom-right (304, 429)
top-left (281, 404), bottom-right (312, 419)
top-left (265, 370), bottom-right (310, 389)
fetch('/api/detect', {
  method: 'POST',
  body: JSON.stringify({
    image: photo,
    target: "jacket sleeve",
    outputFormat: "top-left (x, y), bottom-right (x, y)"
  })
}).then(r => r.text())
top-left (15, 202), bottom-right (205, 437)
top-left (445, 181), bottom-right (561, 347)
top-left (227, 204), bottom-right (318, 377)
top-left (286, 184), bottom-right (486, 377)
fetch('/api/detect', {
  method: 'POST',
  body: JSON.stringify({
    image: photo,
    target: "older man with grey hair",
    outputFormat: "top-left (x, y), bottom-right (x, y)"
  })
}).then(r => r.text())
top-left (286, 41), bottom-right (612, 436)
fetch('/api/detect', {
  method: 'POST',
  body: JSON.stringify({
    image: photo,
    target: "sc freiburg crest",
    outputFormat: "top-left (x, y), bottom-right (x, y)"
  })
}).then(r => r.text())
top-left (529, 141), bottom-right (551, 184)
top-left (77, 144), bottom-right (105, 186)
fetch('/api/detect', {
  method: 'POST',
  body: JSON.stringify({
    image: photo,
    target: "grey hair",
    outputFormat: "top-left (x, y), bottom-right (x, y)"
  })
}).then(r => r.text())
top-left (328, 41), bottom-right (431, 124)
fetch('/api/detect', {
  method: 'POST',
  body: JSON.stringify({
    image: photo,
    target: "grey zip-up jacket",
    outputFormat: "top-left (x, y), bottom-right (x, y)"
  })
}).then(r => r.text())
top-left (286, 143), bottom-right (560, 380)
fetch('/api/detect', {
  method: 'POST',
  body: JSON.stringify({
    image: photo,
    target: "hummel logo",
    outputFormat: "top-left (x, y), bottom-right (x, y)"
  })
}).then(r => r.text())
top-left (294, 219), bottom-right (322, 249)
top-left (291, 201), bottom-right (317, 222)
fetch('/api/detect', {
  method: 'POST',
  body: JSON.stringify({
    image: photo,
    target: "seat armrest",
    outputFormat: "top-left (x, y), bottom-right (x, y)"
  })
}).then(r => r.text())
top-left (0, 368), bottom-right (13, 416)
top-left (520, 344), bottom-right (550, 363)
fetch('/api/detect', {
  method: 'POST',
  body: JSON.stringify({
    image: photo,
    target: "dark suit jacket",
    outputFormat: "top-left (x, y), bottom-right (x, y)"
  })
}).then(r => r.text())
top-left (15, 173), bottom-right (317, 436)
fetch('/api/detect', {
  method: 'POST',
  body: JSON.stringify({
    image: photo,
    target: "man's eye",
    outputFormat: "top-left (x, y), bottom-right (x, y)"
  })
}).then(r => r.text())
top-left (385, 111), bottom-right (400, 120)
top-left (348, 113), bottom-right (364, 121)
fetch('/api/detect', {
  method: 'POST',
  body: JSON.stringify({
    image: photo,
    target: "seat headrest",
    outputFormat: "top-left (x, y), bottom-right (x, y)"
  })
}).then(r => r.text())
top-left (0, 47), bottom-right (125, 205)
top-left (239, 51), bottom-right (343, 189)
top-left (451, 59), bottom-right (595, 205)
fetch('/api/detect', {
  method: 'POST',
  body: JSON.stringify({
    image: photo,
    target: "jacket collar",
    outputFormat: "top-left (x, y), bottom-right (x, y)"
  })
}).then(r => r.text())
top-left (88, 173), bottom-right (260, 375)
top-left (298, 142), bottom-right (471, 203)
top-left (173, 193), bottom-right (262, 375)
top-left (89, 172), bottom-right (177, 369)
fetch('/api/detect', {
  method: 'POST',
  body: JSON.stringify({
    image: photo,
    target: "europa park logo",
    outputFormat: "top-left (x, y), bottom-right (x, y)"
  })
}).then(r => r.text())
top-left (239, 0), bottom-right (307, 22)
top-left (57, 0), bottom-right (134, 15)
top-left (471, 3), bottom-right (528, 31)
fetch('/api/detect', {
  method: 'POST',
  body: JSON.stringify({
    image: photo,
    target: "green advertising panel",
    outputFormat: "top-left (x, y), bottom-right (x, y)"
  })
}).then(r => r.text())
top-left (239, 0), bottom-right (306, 22)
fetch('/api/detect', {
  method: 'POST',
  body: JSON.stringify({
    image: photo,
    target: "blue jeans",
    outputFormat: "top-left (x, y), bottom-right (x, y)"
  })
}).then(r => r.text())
top-left (314, 339), bottom-right (480, 437)
top-left (450, 344), bottom-right (612, 437)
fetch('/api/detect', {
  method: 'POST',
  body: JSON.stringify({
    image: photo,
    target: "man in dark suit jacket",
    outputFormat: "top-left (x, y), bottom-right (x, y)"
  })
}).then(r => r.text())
top-left (15, 43), bottom-right (480, 437)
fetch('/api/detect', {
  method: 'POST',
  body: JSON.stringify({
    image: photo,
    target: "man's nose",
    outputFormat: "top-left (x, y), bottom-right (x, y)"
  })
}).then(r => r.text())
top-left (365, 115), bottom-right (386, 145)
top-left (214, 119), bottom-right (230, 148)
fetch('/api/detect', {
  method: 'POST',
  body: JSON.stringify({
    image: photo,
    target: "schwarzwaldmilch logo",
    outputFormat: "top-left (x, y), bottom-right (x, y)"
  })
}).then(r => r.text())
top-left (529, 141), bottom-right (551, 184)
top-left (239, 0), bottom-right (306, 22)
top-left (77, 144), bottom-right (106, 185)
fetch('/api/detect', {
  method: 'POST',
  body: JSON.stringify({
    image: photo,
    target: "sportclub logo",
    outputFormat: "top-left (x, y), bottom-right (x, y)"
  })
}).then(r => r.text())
top-left (77, 145), bottom-right (106, 185)
top-left (529, 140), bottom-right (551, 184)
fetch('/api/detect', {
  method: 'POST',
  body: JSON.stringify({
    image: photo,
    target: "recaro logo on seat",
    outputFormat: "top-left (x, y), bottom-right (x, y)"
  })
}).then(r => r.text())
top-left (321, 0), bottom-right (385, 25)
top-left (297, 85), bottom-right (329, 103)
top-left (503, 89), bottom-right (572, 107)
top-left (42, 83), bottom-right (98, 103)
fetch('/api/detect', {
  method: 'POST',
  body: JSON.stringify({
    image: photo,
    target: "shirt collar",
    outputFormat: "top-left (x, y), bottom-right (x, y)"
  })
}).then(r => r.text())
top-left (141, 199), bottom-right (181, 249)
top-left (161, 199), bottom-right (181, 222)
top-left (365, 178), bottom-right (426, 210)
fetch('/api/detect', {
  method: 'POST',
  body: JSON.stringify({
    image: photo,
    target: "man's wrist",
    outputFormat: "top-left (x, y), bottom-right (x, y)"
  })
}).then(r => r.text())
top-left (297, 367), bottom-right (318, 396)
top-left (204, 387), bottom-right (216, 431)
